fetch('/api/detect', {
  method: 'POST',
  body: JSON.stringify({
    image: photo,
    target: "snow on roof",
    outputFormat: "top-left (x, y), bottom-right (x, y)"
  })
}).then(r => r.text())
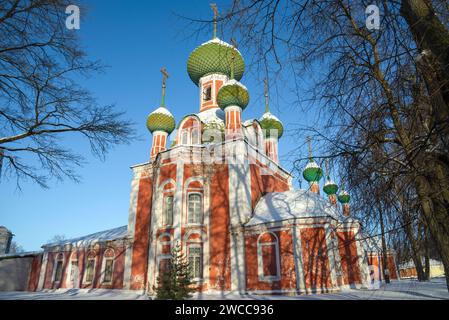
top-left (243, 119), bottom-right (257, 127)
top-left (43, 225), bottom-right (128, 248)
top-left (148, 106), bottom-right (174, 117)
top-left (260, 111), bottom-right (281, 123)
top-left (246, 190), bottom-right (342, 226)
top-left (203, 37), bottom-right (243, 54)
top-left (0, 251), bottom-right (42, 259)
top-left (223, 79), bottom-right (248, 91)
top-left (197, 108), bottom-right (225, 125)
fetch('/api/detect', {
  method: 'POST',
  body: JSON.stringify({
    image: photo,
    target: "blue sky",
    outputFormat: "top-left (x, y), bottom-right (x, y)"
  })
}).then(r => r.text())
top-left (0, 0), bottom-right (316, 251)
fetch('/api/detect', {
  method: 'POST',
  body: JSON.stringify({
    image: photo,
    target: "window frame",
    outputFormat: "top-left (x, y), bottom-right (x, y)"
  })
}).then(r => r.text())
top-left (203, 85), bottom-right (212, 102)
top-left (52, 253), bottom-right (64, 284)
top-left (163, 194), bottom-right (174, 226)
top-left (257, 232), bottom-right (281, 282)
top-left (187, 192), bottom-right (203, 225)
top-left (83, 254), bottom-right (97, 285)
top-left (187, 243), bottom-right (203, 281)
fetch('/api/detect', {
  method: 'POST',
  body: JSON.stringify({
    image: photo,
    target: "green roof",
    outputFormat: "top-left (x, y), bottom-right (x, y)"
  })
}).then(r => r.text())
top-left (338, 189), bottom-right (350, 203)
top-left (146, 107), bottom-right (176, 134)
top-left (187, 38), bottom-right (245, 85)
top-left (259, 112), bottom-right (284, 138)
top-left (217, 80), bottom-right (249, 110)
top-left (302, 160), bottom-right (323, 182)
top-left (323, 179), bottom-right (338, 195)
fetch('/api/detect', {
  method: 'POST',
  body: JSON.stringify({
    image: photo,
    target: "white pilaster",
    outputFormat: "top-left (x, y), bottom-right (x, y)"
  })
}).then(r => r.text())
top-left (37, 251), bottom-right (49, 290)
top-left (292, 224), bottom-right (306, 293)
top-left (324, 224), bottom-right (338, 289)
top-left (123, 171), bottom-right (141, 289)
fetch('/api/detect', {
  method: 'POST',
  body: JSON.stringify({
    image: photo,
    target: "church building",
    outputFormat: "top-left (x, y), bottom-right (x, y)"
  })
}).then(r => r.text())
top-left (21, 25), bottom-right (399, 296)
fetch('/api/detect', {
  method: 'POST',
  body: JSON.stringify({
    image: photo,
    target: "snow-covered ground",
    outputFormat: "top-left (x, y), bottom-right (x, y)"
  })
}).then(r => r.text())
top-left (0, 278), bottom-right (447, 300)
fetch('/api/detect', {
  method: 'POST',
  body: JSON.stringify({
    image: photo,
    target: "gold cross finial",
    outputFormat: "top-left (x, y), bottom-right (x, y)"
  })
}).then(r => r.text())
top-left (210, 3), bottom-right (219, 38)
top-left (264, 78), bottom-right (270, 113)
top-left (325, 159), bottom-right (329, 179)
top-left (160, 67), bottom-right (169, 107)
top-left (307, 136), bottom-right (313, 160)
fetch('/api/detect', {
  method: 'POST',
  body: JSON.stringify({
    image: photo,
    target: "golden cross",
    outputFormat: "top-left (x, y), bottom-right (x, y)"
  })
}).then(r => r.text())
top-left (160, 67), bottom-right (169, 106)
top-left (307, 136), bottom-right (312, 159)
top-left (325, 159), bottom-right (329, 178)
top-left (160, 67), bottom-right (169, 86)
top-left (264, 78), bottom-right (269, 113)
top-left (210, 3), bottom-right (219, 38)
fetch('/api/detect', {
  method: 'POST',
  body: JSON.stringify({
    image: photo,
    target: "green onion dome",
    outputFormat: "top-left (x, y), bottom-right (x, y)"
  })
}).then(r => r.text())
top-left (259, 112), bottom-right (284, 139)
top-left (323, 178), bottom-right (339, 195)
top-left (217, 80), bottom-right (249, 110)
top-left (302, 160), bottom-right (323, 182)
top-left (146, 106), bottom-right (176, 134)
top-left (338, 189), bottom-right (350, 204)
top-left (187, 38), bottom-right (245, 85)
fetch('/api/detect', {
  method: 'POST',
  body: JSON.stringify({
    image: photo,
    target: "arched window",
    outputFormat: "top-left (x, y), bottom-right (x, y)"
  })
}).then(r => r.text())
top-left (68, 252), bottom-right (79, 285)
top-left (181, 130), bottom-right (189, 145)
top-left (191, 128), bottom-right (200, 144)
top-left (187, 193), bottom-right (202, 224)
top-left (53, 253), bottom-right (64, 283)
top-left (257, 232), bottom-right (280, 281)
top-left (163, 195), bottom-right (174, 226)
top-left (187, 244), bottom-right (202, 280)
top-left (101, 248), bottom-right (115, 284)
top-left (84, 251), bottom-right (96, 284)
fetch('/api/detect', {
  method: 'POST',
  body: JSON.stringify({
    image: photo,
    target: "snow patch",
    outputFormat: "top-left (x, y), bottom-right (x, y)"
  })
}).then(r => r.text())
top-left (246, 190), bottom-right (342, 226)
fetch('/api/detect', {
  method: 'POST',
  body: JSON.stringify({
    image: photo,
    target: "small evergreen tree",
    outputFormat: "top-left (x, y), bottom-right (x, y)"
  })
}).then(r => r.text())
top-left (154, 242), bottom-right (194, 300)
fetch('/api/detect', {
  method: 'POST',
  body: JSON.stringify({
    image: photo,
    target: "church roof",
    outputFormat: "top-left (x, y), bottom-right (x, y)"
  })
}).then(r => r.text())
top-left (43, 225), bottom-right (128, 248)
top-left (246, 190), bottom-right (342, 226)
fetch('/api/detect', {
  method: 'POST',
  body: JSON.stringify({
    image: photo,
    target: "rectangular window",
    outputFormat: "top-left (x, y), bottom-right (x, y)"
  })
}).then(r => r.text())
top-left (103, 259), bottom-right (114, 283)
top-left (70, 261), bottom-right (78, 281)
top-left (188, 194), bottom-right (202, 224)
top-left (203, 86), bottom-right (212, 101)
top-left (164, 195), bottom-right (174, 226)
top-left (54, 260), bottom-right (63, 282)
top-left (85, 259), bottom-right (95, 283)
top-left (188, 246), bottom-right (202, 279)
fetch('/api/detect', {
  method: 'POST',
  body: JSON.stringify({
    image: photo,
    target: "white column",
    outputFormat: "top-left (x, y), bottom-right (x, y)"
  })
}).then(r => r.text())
top-left (230, 227), bottom-right (246, 293)
top-left (123, 171), bottom-right (141, 289)
top-left (292, 225), bottom-right (306, 293)
top-left (353, 224), bottom-right (370, 289)
top-left (324, 224), bottom-right (338, 289)
top-left (37, 251), bottom-right (49, 290)
top-left (173, 159), bottom-right (184, 245)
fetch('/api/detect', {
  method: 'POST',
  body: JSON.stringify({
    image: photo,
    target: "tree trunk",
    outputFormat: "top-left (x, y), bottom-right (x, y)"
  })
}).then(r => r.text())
top-left (401, 0), bottom-right (449, 108)
top-left (414, 175), bottom-right (449, 291)
top-left (403, 215), bottom-right (426, 281)
top-left (379, 207), bottom-right (391, 284)
top-left (424, 227), bottom-right (430, 281)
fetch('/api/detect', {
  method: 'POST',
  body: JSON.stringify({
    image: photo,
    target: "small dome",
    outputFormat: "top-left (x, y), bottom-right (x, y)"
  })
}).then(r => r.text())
top-left (146, 107), bottom-right (176, 134)
top-left (303, 160), bottom-right (323, 182)
top-left (323, 178), bottom-right (338, 195)
top-left (187, 38), bottom-right (245, 85)
top-left (259, 112), bottom-right (284, 138)
top-left (217, 80), bottom-right (249, 110)
top-left (338, 189), bottom-right (350, 204)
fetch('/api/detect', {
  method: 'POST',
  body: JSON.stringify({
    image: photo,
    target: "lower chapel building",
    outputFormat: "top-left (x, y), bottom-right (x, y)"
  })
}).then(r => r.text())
top-left (1, 35), bottom-right (399, 295)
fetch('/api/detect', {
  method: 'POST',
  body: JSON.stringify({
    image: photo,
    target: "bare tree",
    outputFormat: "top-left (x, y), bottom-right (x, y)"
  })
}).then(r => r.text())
top-left (189, 0), bottom-right (449, 289)
top-left (0, 0), bottom-right (135, 189)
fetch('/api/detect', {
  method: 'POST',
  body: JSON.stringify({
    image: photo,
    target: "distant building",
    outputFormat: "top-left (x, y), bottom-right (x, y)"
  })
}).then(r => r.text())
top-left (399, 259), bottom-right (445, 279)
top-left (0, 226), bottom-right (13, 255)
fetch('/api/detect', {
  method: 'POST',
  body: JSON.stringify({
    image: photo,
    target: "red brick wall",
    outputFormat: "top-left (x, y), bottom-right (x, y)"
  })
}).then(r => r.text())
top-left (336, 231), bottom-right (362, 285)
top-left (250, 163), bottom-right (290, 209)
top-left (27, 254), bottom-right (42, 291)
top-left (130, 176), bottom-right (153, 290)
top-left (245, 229), bottom-right (297, 292)
top-left (209, 164), bottom-right (231, 291)
top-left (300, 228), bottom-right (332, 291)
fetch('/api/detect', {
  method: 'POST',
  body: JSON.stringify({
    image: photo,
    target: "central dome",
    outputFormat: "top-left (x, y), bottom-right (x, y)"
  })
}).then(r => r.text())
top-left (187, 38), bottom-right (245, 85)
